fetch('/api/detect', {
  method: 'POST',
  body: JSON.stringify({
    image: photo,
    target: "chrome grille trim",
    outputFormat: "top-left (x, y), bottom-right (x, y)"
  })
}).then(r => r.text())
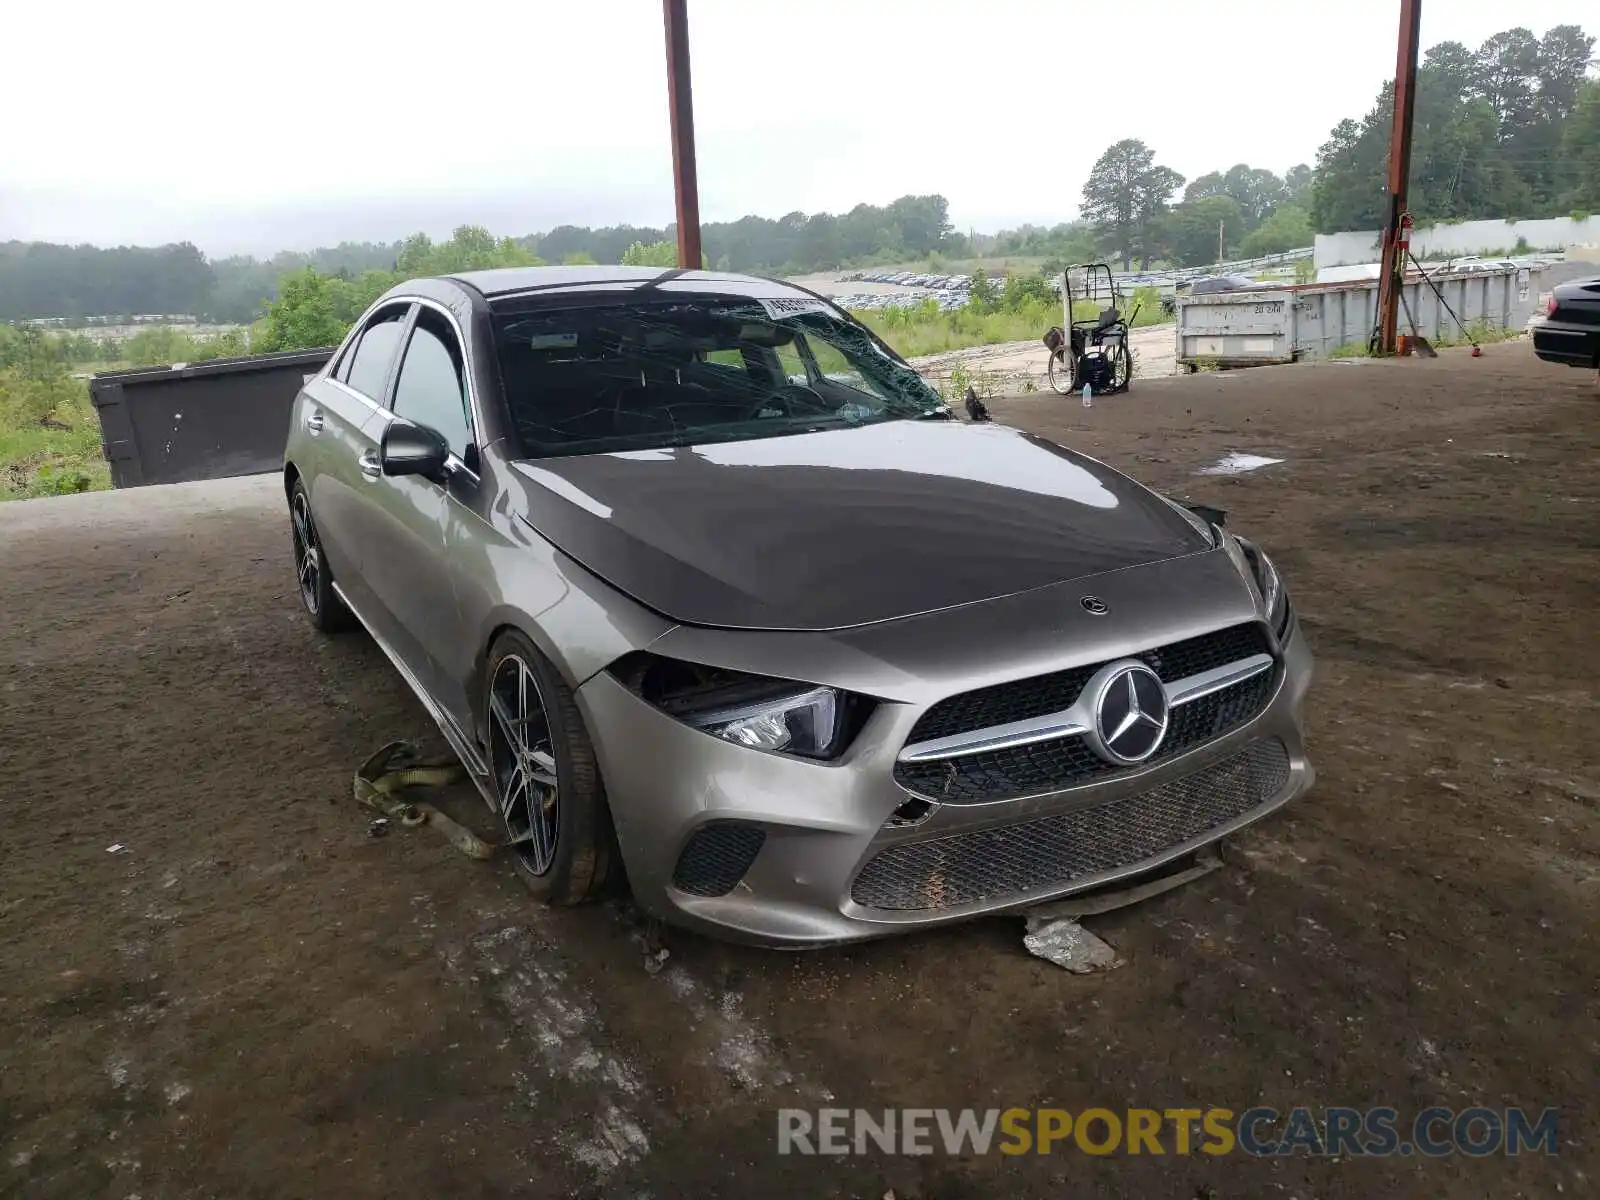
top-left (899, 653), bottom-right (1273, 765)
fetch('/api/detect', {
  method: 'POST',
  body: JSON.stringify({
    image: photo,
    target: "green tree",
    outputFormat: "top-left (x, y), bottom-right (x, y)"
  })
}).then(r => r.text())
top-left (1506, 25), bottom-right (1597, 207)
top-left (1240, 205), bottom-right (1314, 257)
top-left (330, 270), bottom-right (399, 322)
top-left (561, 251), bottom-right (598, 265)
top-left (1310, 24), bottom-right (1596, 233)
top-left (1080, 139), bottom-right (1185, 269)
top-left (1563, 80), bottom-right (1600, 208)
top-left (1473, 27), bottom-right (1542, 134)
top-left (994, 221), bottom-right (1097, 267)
top-left (124, 326), bottom-right (196, 366)
top-left (198, 328), bottom-right (249, 360)
top-left (1184, 165), bottom-right (1288, 230)
top-left (1416, 41), bottom-right (1476, 102)
top-left (395, 225), bottom-right (542, 275)
top-left (253, 269), bottom-right (349, 353)
top-left (621, 240), bottom-right (681, 267)
top-left (999, 271), bottom-right (1054, 311)
top-left (1311, 114), bottom-right (1391, 233)
top-left (0, 194), bottom-right (979, 323)
top-left (1284, 164), bottom-right (1314, 207)
top-left (885, 195), bottom-right (954, 256)
top-left (967, 269), bottom-right (997, 313)
top-left (1162, 195), bottom-right (1245, 267)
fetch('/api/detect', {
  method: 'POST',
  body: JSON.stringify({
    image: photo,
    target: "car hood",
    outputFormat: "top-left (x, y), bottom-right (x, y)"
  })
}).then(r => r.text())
top-left (508, 420), bottom-right (1209, 631)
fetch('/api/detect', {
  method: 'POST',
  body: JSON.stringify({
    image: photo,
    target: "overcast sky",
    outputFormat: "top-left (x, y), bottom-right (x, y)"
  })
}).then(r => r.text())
top-left (1, 0), bottom-right (1594, 256)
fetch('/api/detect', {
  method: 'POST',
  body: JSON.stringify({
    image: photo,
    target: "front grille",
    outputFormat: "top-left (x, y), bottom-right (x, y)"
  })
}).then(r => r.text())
top-left (853, 739), bottom-right (1291, 911)
top-left (672, 823), bottom-right (766, 897)
top-left (894, 668), bottom-right (1276, 803)
top-left (907, 623), bottom-right (1270, 744)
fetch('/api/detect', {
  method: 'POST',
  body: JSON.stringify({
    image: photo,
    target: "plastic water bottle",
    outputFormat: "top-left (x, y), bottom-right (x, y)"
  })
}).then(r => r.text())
top-left (1081, 381), bottom-right (1093, 408)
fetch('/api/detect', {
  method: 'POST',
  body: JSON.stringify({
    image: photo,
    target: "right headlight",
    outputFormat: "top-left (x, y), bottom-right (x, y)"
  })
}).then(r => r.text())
top-left (1235, 536), bottom-right (1290, 637)
top-left (609, 651), bottom-right (873, 760)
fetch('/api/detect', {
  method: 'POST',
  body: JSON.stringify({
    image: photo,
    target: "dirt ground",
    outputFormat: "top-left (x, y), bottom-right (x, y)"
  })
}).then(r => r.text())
top-left (3, 343), bottom-right (1598, 1199)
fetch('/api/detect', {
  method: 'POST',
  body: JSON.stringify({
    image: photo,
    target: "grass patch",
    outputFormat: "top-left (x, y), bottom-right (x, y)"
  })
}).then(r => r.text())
top-left (1321, 319), bottom-right (1520, 363)
top-left (1430, 320), bottom-right (1519, 349)
top-left (1326, 341), bottom-right (1373, 359)
top-left (856, 286), bottom-right (1168, 360)
top-left (1, 321), bottom-right (250, 504)
top-left (1, 371), bottom-right (111, 501)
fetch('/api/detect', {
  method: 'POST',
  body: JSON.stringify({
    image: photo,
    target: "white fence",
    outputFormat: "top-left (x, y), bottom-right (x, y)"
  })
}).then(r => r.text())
top-left (1315, 215), bottom-right (1600, 270)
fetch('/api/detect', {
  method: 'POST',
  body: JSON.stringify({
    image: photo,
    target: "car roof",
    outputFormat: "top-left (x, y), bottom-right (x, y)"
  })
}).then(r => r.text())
top-left (445, 265), bottom-right (822, 303)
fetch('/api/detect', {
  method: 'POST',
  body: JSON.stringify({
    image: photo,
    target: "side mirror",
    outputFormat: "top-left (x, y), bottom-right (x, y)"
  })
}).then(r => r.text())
top-left (381, 417), bottom-right (450, 478)
top-left (1186, 502), bottom-right (1227, 527)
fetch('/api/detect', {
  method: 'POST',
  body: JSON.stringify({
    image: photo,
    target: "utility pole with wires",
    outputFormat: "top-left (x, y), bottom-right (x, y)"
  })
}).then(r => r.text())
top-left (1218, 219), bottom-right (1226, 267)
top-left (1374, 0), bottom-right (1422, 356)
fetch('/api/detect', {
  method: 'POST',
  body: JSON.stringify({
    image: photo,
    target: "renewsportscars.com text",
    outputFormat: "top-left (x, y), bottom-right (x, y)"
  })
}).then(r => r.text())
top-left (776, 1106), bottom-right (1559, 1158)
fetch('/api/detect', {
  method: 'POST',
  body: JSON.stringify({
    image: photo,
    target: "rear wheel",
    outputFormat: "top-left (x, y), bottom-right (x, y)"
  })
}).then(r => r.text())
top-left (483, 630), bottom-right (615, 904)
top-left (289, 478), bottom-right (355, 633)
top-left (1108, 340), bottom-right (1133, 393)
top-left (1047, 346), bottom-right (1077, 395)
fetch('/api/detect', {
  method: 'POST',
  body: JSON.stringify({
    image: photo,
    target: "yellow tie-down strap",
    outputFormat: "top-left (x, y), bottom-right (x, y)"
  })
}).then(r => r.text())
top-left (351, 741), bottom-right (507, 862)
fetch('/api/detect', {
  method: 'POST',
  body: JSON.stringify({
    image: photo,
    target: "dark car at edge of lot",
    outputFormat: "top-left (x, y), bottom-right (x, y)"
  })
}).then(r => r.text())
top-left (1533, 275), bottom-right (1600, 369)
top-left (1181, 274), bottom-right (1275, 298)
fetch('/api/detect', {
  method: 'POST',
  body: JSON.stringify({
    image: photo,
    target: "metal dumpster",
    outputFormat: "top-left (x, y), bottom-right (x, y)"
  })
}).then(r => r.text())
top-left (89, 348), bottom-right (335, 488)
top-left (1174, 264), bottom-right (1542, 369)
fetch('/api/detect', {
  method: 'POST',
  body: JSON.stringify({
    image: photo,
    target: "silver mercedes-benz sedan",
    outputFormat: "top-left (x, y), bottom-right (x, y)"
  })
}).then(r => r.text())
top-left (283, 266), bottom-right (1314, 946)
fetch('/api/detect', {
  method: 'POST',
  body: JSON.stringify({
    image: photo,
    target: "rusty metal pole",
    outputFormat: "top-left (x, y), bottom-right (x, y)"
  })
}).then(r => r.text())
top-left (662, 0), bottom-right (702, 270)
top-left (1375, 0), bottom-right (1422, 356)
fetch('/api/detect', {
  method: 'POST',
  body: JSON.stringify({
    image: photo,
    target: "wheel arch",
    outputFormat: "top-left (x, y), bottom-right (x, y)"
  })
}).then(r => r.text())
top-left (468, 611), bottom-right (614, 751)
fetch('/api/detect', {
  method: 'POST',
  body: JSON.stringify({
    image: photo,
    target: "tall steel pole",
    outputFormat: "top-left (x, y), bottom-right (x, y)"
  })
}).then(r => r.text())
top-left (662, 0), bottom-right (702, 270)
top-left (1375, 0), bottom-right (1422, 356)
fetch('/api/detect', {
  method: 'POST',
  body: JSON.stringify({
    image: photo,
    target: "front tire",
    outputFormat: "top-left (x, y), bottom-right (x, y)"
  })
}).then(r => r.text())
top-left (1047, 346), bottom-right (1077, 395)
top-left (483, 630), bottom-right (615, 905)
top-left (1108, 340), bottom-right (1133, 393)
top-left (289, 478), bottom-right (355, 633)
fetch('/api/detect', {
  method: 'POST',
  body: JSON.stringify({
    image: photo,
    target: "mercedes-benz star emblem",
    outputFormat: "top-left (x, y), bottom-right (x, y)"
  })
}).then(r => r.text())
top-left (1080, 595), bottom-right (1109, 615)
top-left (1088, 662), bottom-right (1170, 765)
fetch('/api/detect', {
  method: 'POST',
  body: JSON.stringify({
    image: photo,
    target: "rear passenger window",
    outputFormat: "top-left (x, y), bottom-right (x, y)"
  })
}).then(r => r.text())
top-left (342, 308), bottom-right (409, 399)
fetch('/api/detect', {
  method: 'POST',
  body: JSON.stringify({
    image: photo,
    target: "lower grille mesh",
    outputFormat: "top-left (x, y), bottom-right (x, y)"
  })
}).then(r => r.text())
top-left (672, 823), bottom-right (766, 897)
top-left (852, 739), bottom-right (1291, 911)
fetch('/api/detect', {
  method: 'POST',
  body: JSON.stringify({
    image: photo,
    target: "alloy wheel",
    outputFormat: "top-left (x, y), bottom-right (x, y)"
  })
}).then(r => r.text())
top-left (291, 492), bottom-right (320, 614)
top-left (488, 654), bottom-right (560, 875)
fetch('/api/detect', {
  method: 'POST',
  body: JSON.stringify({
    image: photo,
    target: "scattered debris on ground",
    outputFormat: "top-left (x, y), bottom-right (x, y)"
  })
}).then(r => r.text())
top-left (1021, 916), bottom-right (1123, 973)
top-left (1198, 452), bottom-right (1286, 475)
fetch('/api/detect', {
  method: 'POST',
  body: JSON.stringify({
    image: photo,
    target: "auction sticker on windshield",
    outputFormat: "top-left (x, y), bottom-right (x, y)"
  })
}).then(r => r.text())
top-left (758, 297), bottom-right (834, 320)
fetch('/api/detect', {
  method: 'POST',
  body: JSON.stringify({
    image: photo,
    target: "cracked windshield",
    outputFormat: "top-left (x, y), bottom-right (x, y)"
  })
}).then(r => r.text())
top-left (494, 298), bottom-right (948, 457)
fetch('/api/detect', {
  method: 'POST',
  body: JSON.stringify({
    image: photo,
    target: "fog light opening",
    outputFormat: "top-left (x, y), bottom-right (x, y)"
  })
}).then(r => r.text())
top-left (888, 797), bottom-right (937, 828)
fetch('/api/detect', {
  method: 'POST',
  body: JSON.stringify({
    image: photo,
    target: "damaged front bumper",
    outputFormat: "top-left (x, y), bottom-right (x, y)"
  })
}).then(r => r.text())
top-left (577, 618), bottom-right (1314, 948)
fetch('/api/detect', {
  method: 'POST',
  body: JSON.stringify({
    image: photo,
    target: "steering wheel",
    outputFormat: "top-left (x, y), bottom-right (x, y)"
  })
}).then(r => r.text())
top-left (743, 382), bottom-right (828, 421)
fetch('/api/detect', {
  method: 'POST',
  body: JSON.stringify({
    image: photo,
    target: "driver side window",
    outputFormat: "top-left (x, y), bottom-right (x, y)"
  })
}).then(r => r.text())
top-left (391, 309), bottom-right (472, 461)
top-left (338, 305), bottom-right (409, 399)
